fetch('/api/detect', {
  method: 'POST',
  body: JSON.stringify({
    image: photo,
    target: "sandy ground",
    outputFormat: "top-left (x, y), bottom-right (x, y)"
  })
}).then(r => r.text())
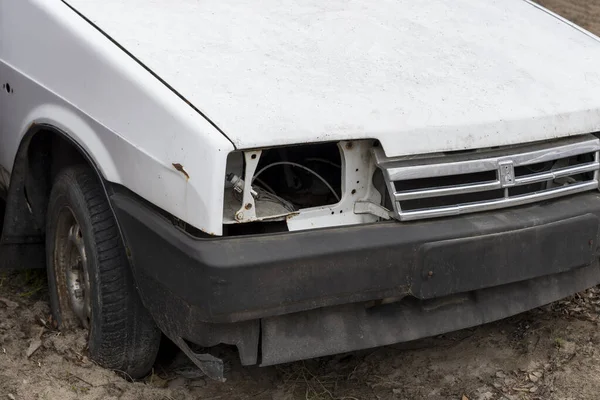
top-left (3, 270), bottom-right (600, 400)
top-left (3, 1), bottom-right (600, 399)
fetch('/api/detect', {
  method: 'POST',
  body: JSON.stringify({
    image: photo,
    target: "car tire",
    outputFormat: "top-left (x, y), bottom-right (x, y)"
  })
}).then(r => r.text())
top-left (45, 165), bottom-right (161, 379)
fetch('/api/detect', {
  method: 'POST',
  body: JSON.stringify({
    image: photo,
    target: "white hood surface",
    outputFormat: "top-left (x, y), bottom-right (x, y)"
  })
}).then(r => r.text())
top-left (66, 0), bottom-right (600, 157)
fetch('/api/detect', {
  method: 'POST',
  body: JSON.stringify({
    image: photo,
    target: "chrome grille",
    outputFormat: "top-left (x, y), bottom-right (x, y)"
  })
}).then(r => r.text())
top-left (374, 135), bottom-right (600, 221)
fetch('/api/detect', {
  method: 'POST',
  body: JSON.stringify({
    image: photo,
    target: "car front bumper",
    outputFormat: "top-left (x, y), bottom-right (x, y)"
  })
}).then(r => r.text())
top-left (110, 190), bottom-right (600, 366)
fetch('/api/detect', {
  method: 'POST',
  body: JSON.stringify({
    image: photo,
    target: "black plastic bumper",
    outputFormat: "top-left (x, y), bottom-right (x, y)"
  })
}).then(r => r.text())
top-left (110, 191), bottom-right (600, 365)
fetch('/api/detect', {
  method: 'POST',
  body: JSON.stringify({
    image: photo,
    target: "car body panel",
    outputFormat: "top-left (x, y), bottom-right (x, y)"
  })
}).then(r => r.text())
top-left (66, 0), bottom-right (600, 156)
top-left (0, 0), bottom-right (234, 235)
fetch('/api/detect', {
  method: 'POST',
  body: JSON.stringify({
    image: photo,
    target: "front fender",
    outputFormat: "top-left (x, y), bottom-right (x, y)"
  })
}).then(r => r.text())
top-left (0, 0), bottom-right (235, 235)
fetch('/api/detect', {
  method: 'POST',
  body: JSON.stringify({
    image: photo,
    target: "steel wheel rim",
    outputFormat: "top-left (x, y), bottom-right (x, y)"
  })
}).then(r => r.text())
top-left (55, 207), bottom-right (91, 329)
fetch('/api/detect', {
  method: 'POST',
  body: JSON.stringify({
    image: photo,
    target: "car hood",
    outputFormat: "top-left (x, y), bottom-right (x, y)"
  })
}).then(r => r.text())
top-left (66, 0), bottom-right (600, 157)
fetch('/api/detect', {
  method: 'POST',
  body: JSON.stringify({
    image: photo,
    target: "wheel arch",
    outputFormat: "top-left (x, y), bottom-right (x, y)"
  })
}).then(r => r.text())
top-left (0, 123), bottom-right (118, 270)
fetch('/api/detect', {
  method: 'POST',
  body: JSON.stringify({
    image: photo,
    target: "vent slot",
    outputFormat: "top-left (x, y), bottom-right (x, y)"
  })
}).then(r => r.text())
top-left (394, 170), bottom-right (497, 192)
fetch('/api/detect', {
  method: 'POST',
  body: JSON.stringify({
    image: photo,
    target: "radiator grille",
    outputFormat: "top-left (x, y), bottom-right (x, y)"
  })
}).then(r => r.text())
top-left (374, 135), bottom-right (600, 221)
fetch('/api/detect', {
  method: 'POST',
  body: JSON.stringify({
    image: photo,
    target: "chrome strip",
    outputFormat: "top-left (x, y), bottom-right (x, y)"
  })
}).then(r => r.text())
top-left (393, 180), bottom-right (502, 200)
top-left (380, 137), bottom-right (600, 181)
top-left (385, 160), bottom-right (497, 181)
top-left (514, 162), bottom-right (599, 185)
top-left (398, 181), bottom-right (598, 221)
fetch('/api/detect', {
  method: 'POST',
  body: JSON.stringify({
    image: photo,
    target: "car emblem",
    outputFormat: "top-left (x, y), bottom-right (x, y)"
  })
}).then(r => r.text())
top-left (498, 161), bottom-right (515, 187)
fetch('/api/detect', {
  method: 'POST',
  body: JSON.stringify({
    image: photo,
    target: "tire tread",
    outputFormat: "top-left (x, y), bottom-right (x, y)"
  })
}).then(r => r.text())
top-left (46, 166), bottom-right (160, 378)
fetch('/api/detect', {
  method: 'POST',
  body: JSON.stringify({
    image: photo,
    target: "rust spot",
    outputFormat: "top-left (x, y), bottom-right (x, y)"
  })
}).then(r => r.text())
top-left (427, 271), bottom-right (434, 278)
top-left (285, 212), bottom-right (300, 220)
top-left (172, 163), bottom-right (190, 180)
top-left (345, 142), bottom-right (353, 150)
top-left (245, 203), bottom-right (253, 210)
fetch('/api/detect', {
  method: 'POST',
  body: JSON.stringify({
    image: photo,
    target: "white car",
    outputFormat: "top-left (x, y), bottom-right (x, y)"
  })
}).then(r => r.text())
top-left (2, 0), bottom-right (600, 381)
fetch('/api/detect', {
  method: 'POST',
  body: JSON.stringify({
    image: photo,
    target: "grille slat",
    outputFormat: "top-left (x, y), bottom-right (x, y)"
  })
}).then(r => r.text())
top-left (374, 135), bottom-right (600, 221)
top-left (394, 180), bottom-right (502, 200)
top-left (396, 181), bottom-right (598, 220)
top-left (514, 162), bottom-right (599, 185)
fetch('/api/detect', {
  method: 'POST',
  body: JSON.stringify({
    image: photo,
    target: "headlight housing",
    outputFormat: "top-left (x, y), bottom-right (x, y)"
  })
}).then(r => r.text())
top-left (222, 140), bottom-right (386, 235)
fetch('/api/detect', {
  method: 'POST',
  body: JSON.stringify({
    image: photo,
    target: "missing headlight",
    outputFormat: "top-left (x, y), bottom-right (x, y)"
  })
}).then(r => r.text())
top-left (253, 143), bottom-right (342, 209)
top-left (223, 143), bottom-right (342, 225)
top-left (223, 140), bottom-right (385, 236)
